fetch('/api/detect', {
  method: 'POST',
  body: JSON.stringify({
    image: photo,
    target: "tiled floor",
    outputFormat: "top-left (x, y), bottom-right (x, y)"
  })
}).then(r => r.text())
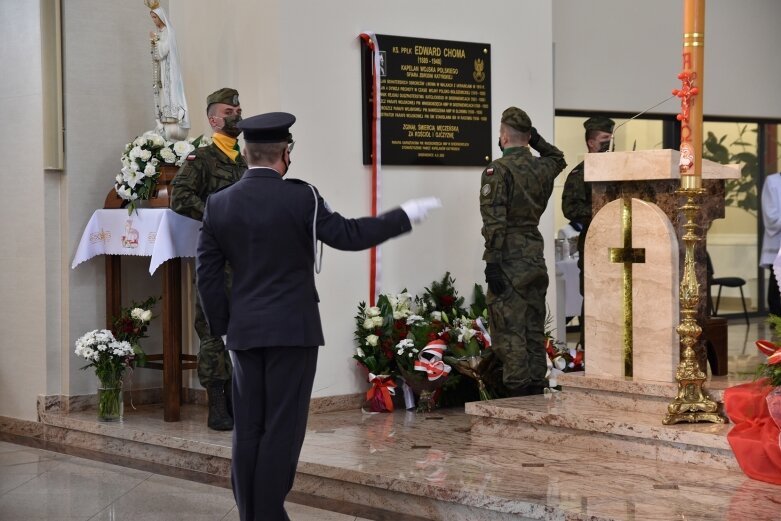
top-left (0, 439), bottom-right (375, 520)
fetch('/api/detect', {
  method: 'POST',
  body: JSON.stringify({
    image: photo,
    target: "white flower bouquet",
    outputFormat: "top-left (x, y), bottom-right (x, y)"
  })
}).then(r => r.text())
top-left (115, 131), bottom-right (210, 214)
top-left (74, 329), bottom-right (139, 421)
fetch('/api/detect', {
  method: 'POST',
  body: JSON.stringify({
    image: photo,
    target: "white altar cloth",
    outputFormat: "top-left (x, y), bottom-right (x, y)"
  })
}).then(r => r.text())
top-left (72, 209), bottom-right (200, 274)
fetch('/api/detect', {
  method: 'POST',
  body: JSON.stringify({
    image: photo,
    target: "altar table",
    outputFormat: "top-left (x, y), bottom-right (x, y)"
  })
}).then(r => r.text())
top-left (72, 208), bottom-right (201, 421)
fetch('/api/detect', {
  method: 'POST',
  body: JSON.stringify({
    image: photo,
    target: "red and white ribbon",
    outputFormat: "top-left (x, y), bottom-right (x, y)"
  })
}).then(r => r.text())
top-left (359, 31), bottom-right (382, 306)
top-left (366, 373), bottom-right (396, 412)
top-left (476, 317), bottom-right (491, 347)
top-left (414, 339), bottom-right (452, 381)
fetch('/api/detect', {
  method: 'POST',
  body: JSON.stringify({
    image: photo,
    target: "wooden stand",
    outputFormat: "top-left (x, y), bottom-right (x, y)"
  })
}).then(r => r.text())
top-left (104, 165), bottom-right (196, 422)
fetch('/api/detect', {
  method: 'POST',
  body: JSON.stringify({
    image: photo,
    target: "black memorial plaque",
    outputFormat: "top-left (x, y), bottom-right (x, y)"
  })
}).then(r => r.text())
top-left (361, 34), bottom-right (491, 166)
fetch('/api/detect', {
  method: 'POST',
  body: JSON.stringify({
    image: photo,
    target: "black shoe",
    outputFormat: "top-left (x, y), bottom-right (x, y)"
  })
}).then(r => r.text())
top-left (506, 384), bottom-right (546, 397)
top-left (206, 383), bottom-right (233, 431)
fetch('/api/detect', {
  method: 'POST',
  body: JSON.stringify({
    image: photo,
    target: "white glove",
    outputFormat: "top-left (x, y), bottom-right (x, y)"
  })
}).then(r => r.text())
top-left (400, 197), bottom-right (442, 224)
top-left (221, 335), bottom-right (227, 345)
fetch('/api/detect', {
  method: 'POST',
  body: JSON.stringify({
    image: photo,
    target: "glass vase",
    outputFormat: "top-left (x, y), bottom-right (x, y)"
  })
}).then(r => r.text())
top-left (97, 382), bottom-right (123, 422)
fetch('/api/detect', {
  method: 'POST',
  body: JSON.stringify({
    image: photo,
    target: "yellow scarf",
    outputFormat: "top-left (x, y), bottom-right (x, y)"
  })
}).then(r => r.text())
top-left (212, 133), bottom-right (240, 161)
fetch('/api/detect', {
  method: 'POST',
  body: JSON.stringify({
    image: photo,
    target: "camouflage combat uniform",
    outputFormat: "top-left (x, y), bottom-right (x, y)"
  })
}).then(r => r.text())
top-left (171, 143), bottom-right (246, 386)
top-left (562, 160), bottom-right (590, 296)
top-left (480, 137), bottom-right (566, 391)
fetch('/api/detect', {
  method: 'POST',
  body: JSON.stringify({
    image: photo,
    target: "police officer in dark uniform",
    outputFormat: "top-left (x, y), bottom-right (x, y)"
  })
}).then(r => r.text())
top-left (561, 116), bottom-right (614, 349)
top-left (196, 111), bottom-right (440, 521)
top-left (480, 107), bottom-right (567, 396)
top-left (171, 88), bottom-right (246, 431)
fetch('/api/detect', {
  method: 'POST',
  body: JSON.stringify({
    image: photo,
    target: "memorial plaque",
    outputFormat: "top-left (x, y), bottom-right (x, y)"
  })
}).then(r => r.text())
top-left (361, 34), bottom-right (491, 166)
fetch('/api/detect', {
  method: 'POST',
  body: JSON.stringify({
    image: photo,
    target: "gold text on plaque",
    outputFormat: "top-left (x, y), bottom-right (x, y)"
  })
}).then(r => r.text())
top-left (608, 197), bottom-right (646, 377)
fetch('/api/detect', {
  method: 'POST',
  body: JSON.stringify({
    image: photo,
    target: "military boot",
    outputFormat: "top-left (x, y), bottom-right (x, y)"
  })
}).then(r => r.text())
top-left (223, 380), bottom-right (233, 418)
top-left (206, 383), bottom-right (233, 431)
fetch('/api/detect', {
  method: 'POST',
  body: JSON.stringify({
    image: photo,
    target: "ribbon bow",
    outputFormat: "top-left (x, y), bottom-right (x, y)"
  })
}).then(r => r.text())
top-left (414, 340), bottom-right (452, 381)
top-left (756, 340), bottom-right (781, 364)
top-left (366, 373), bottom-right (396, 412)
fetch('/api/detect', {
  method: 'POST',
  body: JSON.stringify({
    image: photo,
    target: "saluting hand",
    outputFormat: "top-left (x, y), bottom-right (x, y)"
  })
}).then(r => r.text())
top-left (400, 197), bottom-right (442, 224)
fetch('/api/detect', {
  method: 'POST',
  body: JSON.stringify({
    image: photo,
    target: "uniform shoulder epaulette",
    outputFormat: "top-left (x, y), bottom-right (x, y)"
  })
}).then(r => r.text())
top-left (285, 178), bottom-right (310, 185)
top-left (212, 184), bottom-right (232, 195)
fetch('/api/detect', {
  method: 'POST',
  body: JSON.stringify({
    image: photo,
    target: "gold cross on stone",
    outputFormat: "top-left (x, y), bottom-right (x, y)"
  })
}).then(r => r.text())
top-left (608, 197), bottom-right (646, 377)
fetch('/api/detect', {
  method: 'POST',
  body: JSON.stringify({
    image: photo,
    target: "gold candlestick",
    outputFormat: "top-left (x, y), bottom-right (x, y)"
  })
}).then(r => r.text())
top-left (664, 0), bottom-right (726, 425)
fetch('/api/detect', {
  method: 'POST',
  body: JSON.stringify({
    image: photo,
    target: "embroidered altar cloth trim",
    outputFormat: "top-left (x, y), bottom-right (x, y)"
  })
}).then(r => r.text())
top-left (72, 209), bottom-right (200, 275)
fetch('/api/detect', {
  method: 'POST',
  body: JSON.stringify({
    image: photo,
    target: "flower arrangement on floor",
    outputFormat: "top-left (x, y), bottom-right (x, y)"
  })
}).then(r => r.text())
top-left (354, 273), bottom-right (498, 412)
top-left (721, 316), bottom-right (781, 485)
top-left (74, 297), bottom-right (159, 421)
top-left (545, 310), bottom-right (584, 389)
top-left (115, 131), bottom-right (210, 214)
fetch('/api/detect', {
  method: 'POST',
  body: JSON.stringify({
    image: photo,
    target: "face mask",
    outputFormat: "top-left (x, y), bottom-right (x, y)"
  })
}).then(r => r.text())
top-left (498, 138), bottom-right (504, 152)
top-left (281, 150), bottom-right (291, 175)
top-left (219, 114), bottom-right (243, 138)
top-left (598, 140), bottom-right (611, 153)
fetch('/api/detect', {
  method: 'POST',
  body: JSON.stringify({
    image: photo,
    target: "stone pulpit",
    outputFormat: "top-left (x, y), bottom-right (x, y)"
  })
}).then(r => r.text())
top-left (582, 149), bottom-right (740, 382)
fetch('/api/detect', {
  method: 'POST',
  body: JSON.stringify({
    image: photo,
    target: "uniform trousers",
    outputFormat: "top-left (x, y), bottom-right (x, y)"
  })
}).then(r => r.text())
top-left (230, 345), bottom-right (319, 521)
top-left (487, 258), bottom-right (549, 391)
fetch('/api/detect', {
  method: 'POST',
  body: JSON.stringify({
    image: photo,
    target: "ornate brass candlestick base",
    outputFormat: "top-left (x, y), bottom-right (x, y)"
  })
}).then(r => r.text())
top-left (663, 187), bottom-right (726, 425)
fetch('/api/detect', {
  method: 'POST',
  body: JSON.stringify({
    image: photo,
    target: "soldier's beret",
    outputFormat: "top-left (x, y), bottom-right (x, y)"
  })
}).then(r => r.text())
top-left (501, 106), bottom-right (532, 133)
top-left (584, 116), bottom-right (615, 133)
top-left (238, 112), bottom-right (296, 143)
top-left (206, 88), bottom-right (240, 109)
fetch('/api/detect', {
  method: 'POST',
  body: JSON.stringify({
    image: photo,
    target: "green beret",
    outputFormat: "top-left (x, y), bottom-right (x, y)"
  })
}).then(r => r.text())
top-left (584, 116), bottom-right (615, 133)
top-left (501, 106), bottom-right (532, 132)
top-left (206, 88), bottom-right (240, 108)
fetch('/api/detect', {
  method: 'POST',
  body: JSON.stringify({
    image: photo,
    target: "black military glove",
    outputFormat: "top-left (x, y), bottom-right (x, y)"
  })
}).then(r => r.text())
top-left (529, 126), bottom-right (541, 148)
top-left (485, 263), bottom-right (507, 295)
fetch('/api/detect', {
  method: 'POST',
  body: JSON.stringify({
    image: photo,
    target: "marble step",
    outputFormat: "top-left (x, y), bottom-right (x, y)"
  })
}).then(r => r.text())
top-left (36, 402), bottom-right (779, 520)
top-left (464, 390), bottom-right (737, 470)
top-left (554, 372), bottom-right (730, 415)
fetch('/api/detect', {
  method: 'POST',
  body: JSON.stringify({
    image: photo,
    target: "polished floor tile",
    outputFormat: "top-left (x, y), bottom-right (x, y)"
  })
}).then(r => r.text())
top-left (10, 318), bottom-right (781, 520)
top-left (0, 442), bottom-right (362, 521)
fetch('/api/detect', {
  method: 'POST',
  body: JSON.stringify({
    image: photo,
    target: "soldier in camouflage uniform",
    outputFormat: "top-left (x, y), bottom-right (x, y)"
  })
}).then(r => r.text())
top-left (171, 88), bottom-right (246, 430)
top-left (480, 107), bottom-right (567, 396)
top-left (561, 116), bottom-right (614, 349)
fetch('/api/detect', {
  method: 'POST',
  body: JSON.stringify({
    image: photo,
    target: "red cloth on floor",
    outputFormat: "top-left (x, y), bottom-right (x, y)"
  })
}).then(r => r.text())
top-left (724, 379), bottom-right (781, 485)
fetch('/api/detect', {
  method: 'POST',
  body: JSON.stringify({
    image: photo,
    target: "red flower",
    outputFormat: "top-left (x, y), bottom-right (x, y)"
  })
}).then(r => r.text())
top-left (440, 331), bottom-right (451, 343)
top-left (440, 295), bottom-right (455, 307)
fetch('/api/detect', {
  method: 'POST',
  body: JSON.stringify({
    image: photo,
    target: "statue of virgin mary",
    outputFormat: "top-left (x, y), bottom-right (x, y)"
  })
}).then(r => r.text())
top-left (146, 0), bottom-right (189, 140)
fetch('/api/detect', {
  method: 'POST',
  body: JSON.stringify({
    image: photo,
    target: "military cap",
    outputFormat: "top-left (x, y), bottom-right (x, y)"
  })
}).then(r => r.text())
top-left (206, 88), bottom-right (240, 108)
top-left (501, 106), bottom-right (532, 132)
top-left (584, 116), bottom-right (615, 134)
top-left (238, 112), bottom-right (296, 143)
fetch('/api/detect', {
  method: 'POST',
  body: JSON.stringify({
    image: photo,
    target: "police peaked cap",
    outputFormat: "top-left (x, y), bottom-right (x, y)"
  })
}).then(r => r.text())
top-left (238, 112), bottom-right (296, 143)
top-left (584, 116), bottom-right (615, 134)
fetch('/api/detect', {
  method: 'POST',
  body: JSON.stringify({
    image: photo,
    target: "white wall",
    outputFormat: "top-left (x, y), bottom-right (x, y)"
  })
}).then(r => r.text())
top-left (553, 0), bottom-right (781, 119)
top-left (0, 1), bottom-right (47, 420)
top-left (63, 0), bottom-right (166, 396)
top-left (171, 0), bottom-right (557, 397)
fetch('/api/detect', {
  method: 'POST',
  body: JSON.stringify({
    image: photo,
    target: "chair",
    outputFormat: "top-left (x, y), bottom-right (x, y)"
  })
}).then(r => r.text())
top-left (706, 252), bottom-right (749, 325)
